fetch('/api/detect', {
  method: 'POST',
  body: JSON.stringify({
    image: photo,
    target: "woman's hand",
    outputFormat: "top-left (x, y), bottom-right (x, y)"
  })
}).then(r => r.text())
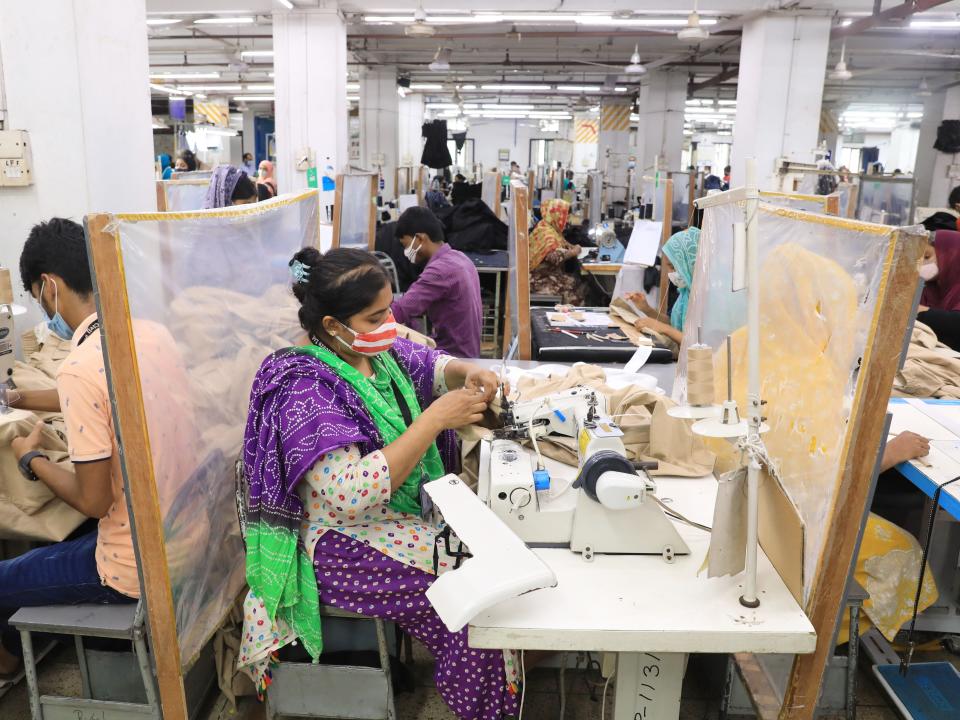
top-left (881, 431), bottom-right (930, 471)
top-left (424, 388), bottom-right (489, 431)
top-left (565, 244), bottom-right (582, 260)
top-left (634, 316), bottom-right (671, 336)
top-left (624, 292), bottom-right (655, 315)
top-left (463, 367), bottom-right (505, 403)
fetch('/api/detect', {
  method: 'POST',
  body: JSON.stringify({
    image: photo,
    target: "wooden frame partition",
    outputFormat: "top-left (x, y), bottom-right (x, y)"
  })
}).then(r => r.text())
top-left (86, 214), bottom-right (189, 720)
top-left (654, 178), bottom-right (675, 318)
top-left (502, 184), bottom-right (532, 361)
top-left (331, 173), bottom-right (377, 250)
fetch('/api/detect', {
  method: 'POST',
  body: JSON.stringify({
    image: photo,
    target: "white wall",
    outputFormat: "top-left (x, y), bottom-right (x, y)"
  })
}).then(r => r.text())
top-left (0, 0), bottom-right (155, 316)
top-left (466, 119), bottom-right (571, 171)
top-left (398, 95), bottom-right (424, 167)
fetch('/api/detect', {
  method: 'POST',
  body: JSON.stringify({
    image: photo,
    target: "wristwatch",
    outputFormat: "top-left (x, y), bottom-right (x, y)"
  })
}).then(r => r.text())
top-left (18, 450), bottom-right (48, 482)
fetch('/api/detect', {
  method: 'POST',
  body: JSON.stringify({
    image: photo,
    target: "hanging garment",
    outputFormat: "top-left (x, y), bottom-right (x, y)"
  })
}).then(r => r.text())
top-left (421, 120), bottom-right (453, 169)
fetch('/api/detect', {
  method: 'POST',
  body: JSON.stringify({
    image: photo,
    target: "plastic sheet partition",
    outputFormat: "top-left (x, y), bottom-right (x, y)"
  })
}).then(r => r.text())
top-left (337, 174), bottom-right (375, 249)
top-left (759, 191), bottom-right (830, 215)
top-left (856, 176), bottom-right (915, 226)
top-left (670, 172), bottom-right (692, 226)
top-left (161, 180), bottom-right (209, 212)
top-left (105, 191), bottom-right (320, 667)
top-left (676, 202), bottom-right (902, 604)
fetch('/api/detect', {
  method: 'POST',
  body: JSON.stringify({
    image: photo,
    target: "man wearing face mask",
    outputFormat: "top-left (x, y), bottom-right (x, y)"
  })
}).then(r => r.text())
top-left (391, 206), bottom-right (483, 358)
top-left (0, 218), bottom-right (137, 679)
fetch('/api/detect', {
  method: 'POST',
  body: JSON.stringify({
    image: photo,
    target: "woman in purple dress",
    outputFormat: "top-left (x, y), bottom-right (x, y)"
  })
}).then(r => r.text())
top-left (238, 247), bottom-right (519, 719)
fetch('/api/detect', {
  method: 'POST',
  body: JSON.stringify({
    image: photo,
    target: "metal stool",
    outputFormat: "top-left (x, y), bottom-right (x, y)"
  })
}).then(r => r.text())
top-left (236, 460), bottom-right (398, 720)
top-left (10, 601), bottom-right (160, 720)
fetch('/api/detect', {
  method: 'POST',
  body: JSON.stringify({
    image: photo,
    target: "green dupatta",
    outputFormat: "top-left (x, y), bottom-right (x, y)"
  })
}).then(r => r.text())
top-left (294, 343), bottom-right (447, 514)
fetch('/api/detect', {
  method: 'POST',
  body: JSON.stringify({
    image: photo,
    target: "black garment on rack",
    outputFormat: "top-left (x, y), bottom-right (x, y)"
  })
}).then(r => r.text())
top-left (433, 198), bottom-right (507, 252)
top-left (934, 120), bottom-right (960, 153)
top-left (421, 120), bottom-right (452, 169)
top-left (452, 131), bottom-right (467, 152)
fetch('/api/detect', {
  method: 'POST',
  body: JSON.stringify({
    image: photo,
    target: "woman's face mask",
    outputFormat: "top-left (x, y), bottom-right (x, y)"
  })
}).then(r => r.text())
top-left (334, 313), bottom-right (398, 356)
top-left (919, 262), bottom-right (939, 282)
top-left (668, 271), bottom-right (687, 289)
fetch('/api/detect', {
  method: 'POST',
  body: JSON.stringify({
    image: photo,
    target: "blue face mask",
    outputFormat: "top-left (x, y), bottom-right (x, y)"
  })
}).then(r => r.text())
top-left (38, 279), bottom-right (74, 341)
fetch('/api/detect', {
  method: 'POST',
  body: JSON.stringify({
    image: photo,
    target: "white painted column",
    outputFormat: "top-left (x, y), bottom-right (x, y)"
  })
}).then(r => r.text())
top-left (730, 15), bottom-right (831, 190)
top-left (360, 67), bottom-right (399, 200)
top-left (272, 7), bottom-right (348, 195)
top-left (915, 86), bottom-right (960, 208)
top-left (0, 0), bottom-right (154, 308)
top-left (398, 95), bottom-right (425, 168)
top-left (636, 71), bottom-right (687, 172)
top-left (598, 99), bottom-right (634, 205)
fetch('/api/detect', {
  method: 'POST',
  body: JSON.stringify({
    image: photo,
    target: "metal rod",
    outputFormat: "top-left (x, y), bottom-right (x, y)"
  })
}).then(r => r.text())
top-left (726, 335), bottom-right (733, 403)
top-left (741, 156), bottom-right (762, 609)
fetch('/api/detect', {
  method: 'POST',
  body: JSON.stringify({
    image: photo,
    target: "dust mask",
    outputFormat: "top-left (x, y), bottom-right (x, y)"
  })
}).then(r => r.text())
top-left (919, 262), bottom-right (939, 282)
top-left (668, 271), bottom-right (687, 289)
top-left (404, 240), bottom-right (421, 264)
top-left (335, 313), bottom-right (398, 356)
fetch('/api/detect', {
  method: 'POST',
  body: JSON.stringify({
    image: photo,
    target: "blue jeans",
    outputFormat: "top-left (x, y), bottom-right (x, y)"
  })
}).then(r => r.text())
top-left (0, 531), bottom-right (136, 657)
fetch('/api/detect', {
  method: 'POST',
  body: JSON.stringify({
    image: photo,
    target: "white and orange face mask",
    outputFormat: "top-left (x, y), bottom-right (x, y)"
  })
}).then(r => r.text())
top-left (335, 313), bottom-right (398, 356)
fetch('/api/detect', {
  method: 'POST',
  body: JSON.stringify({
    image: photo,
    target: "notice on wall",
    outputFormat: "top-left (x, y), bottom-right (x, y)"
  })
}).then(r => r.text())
top-left (623, 221), bottom-right (662, 267)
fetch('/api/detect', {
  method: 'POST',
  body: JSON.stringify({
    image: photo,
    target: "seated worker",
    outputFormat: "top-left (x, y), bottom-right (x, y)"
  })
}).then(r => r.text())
top-left (703, 165), bottom-right (723, 191)
top-left (562, 170), bottom-right (575, 192)
top-left (529, 199), bottom-right (588, 306)
top-left (257, 159), bottom-right (277, 198)
top-left (391, 207), bottom-right (483, 358)
top-left (626, 227), bottom-right (700, 345)
top-left (919, 230), bottom-right (960, 312)
top-left (204, 166), bottom-right (259, 208)
top-left (722, 165), bottom-right (731, 190)
top-left (239, 247), bottom-right (519, 718)
top-left (450, 173), bottom-right (470, 205)
top-left (0, 219), bottom-right (138, 679)
top-left (177, 148), bottom-right (198, 172)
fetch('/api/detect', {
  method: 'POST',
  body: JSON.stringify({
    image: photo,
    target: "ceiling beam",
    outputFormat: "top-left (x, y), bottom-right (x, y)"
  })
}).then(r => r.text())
top-left (834, 0), bottom-right (954, 36)
top-left (688, 65), bottom-right (738, 92)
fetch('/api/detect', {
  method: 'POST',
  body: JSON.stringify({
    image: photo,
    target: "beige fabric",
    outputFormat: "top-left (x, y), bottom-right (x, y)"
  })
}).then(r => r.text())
top-left (609, 298), bottom-right (680, 357)
top-left (0, 332), bottom-right (83, 541)
top-left (892, 321), bottom-right (960, 399)
top-left (461, 364), bottom-right (714, 479)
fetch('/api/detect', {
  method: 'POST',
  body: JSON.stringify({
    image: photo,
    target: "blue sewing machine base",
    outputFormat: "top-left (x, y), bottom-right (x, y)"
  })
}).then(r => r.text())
top-left (873, 662), bottom-right (960, 720)
top-left (592, 243), bottom-right (625, 264)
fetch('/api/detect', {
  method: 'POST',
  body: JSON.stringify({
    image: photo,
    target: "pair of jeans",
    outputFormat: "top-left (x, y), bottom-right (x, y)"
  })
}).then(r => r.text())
top-left (0, 530), bottom-right (136, 658)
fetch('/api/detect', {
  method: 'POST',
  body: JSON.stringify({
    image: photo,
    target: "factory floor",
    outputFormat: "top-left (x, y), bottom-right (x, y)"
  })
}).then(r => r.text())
top-left (3, 638), bottom-right (957, 720)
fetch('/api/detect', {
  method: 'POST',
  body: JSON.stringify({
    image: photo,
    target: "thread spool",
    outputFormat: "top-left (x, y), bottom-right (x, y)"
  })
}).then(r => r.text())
top-left (0, 268), bottom-right (13, 306)
top-left (687, 345), bottom-right (715, 407)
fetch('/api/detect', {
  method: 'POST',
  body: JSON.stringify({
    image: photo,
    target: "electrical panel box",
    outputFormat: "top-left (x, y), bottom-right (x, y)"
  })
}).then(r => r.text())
top-left (0, 130), bottom-right (33, 187)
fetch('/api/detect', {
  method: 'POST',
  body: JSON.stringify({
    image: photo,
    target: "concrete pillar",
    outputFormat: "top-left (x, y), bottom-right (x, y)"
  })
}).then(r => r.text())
top-left (915, 86), bottom-right (960, 208)
top-left (598, 99), bottom-right (634, 204)
top-left (730, 15), bottom-right (830, 190)
top-left (272, 8), bottom-right (348, 195)
top-left (636, 71), bottom-right (687, 172)
top-left (0, 0), bottom-right (154, 310)
top-left (360, 67), bottom-right (399, 200)
top-left (398, 95), bottom-right (425, 168)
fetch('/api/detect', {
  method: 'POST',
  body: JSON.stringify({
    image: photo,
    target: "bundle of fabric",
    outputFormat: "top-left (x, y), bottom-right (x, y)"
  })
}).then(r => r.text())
top-left (460, 364), bottom-right (714, 488)
top-left (892, 320), bottom-right (960, 399)
top-left (434, 198), bottom-right (508, 253)
top-left (0, 330), bottom-right (83, 541)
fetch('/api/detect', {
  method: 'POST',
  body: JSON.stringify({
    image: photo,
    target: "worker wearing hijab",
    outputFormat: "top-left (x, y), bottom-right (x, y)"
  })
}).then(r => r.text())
top-left (159, 154), bottom-right (173, 180)
top-left (203, 166), bottom-right (258, 209)
top-left (920, 230), bottom-right (960, 312)
top-left (257, 160), bottom-right (277, 197)
top-left (629, 227), bottom-right (700, 345)
top-left (528, 199), bottom-right (588, 306)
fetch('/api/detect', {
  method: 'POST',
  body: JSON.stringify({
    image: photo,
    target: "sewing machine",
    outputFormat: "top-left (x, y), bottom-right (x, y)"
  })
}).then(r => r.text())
top-left (480, 386), bottom-right (690, 561)
top-left (586, 221), bottom-right (625, 264)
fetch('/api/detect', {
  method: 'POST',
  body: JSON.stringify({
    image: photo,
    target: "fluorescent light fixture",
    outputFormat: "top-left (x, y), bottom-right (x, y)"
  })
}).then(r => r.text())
top-left (615, 87), bottom-right (628, 92)
top-left (557, 85), bottom-right (601, 92)
top-left (578, 16), bottom-right (716, 27)
top-left (233, 95), bottom-right (274, 102)
top-left (347, 82), bottom-right (360, 91)
top-left (906, 111), bottom-right (923, 118)
top-left (347, 95), bottom-right (360, 101)
top-left (194, 93), bottom-right (207, 99)
top-left (910, 19), bottom-right (960, 29)
top-left (151, 71), bottom-right (221, 80)
top-left (177, 85), bottom-right (242, 92)
top-left (277, 0), bottom-right (294, 9)
top-left (458, 84), bottom-right (477, 90)
top-left (146, 18), bottom-right (182, 26)
top-left (717, 99), bottom-right (737, 105)
top-left (195, 16), bottom-right (256, 25)
top-left (246, 84), bottom-right (275, 91)
top-left (410, 83), bottom-right (443, 90)
top-left (149, 84), bottom-right (191, 96)
top-left (481, 84), bottom-right (551, 91)
top-left (841, 19), bottom-right (853, 27)
top-left (426, 103), bottom-right (460, 109)
top-left (241, 50), bottom-right (274, 58)
top-left (482, 103), bottom-right (535, 110)
top-left (365, 14), bottom-right (494, 24)
top-left (195, 127), bottom-right (238, 137)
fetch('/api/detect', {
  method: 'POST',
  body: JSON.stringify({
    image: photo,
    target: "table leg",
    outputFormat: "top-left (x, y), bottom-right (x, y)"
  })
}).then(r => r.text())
top-left (493, 270), bottom-right (502, 350)
top-left (613, 652), bottom-right (686, 720)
